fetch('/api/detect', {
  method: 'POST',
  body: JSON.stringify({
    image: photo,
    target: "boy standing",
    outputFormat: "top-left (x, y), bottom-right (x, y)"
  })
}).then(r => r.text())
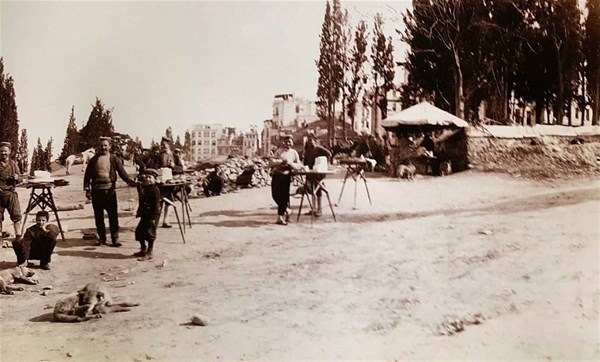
top-left (134, 168), bottom-right (161, 261)
top-left (12, 210), bottom-right (59, 270)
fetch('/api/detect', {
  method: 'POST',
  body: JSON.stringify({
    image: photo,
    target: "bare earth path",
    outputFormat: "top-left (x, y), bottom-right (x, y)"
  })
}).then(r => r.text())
top-left (1, 170), bottom-right (598, 361)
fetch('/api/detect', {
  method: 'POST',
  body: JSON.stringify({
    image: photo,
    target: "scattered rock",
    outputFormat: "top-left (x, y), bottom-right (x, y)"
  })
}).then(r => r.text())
top-left (478, 229), bottom-right (493, 235)
top-left (66, 352), bottom-right (72, 358)
top-left (42, 285), bottom-right (53, 290)
top-left (40, 290), bottom-right (48, 296)
top-left (191, 315), bottom-right (209, 326)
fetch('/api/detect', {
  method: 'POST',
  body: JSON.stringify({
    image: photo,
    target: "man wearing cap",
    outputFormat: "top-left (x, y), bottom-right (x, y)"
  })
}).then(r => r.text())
top-left (302, 134), bottom-right (331, 217)
top-left (0, 141), bottom-right (23, 246)
top-left (84, 137), bottom-right (137, 247)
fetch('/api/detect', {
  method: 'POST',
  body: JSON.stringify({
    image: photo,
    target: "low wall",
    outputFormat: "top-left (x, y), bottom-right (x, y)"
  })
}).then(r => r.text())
top-left (466, 126), bottom-right (600, 178)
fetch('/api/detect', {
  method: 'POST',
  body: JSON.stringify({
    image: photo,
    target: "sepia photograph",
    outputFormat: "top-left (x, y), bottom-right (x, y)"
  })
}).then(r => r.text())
top-left (0, 0), bottom-right (598, 360)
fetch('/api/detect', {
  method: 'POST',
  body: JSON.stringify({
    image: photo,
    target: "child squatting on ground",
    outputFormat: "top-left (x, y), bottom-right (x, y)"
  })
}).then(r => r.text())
top-left (134, 168), bottom-right (161, 261)
top-left (12, 210), bottom-right (59, 270)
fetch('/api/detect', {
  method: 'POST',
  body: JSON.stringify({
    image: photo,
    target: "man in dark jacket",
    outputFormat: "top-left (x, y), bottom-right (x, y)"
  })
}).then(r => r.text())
top-left (0, 141), bottom-right (23, 246)
top-left (84, 137), bottom-right (137, 247)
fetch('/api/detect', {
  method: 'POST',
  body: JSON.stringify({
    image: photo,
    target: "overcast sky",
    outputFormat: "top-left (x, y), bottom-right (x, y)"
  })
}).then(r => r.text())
top-left (1, 0), bottom-right (410, 155)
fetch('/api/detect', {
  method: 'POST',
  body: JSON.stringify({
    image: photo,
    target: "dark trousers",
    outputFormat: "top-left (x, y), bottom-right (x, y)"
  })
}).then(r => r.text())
top-left (91, 189), bottom-right (119, 242)
top-left (271, 173), bottom-right (291, 216)
top-left (12, 236), bottom-right (56, 265)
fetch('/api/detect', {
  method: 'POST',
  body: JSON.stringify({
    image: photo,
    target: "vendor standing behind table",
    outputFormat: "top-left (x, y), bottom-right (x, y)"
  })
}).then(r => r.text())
top-left (270, 135), bottom-right (303, 225)
top-left (84, 137), bottom-right (137, 247)
top-left (155, 136), bottom-right (175, 228)
top-left (0, 141), bottom-right (23, 247)
top-left (302, 134), bottom-right (331, 217)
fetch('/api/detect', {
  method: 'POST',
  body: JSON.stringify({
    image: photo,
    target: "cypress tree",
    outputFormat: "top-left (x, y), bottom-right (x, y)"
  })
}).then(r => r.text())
top-left (59, 106), bottom-right (80, 164)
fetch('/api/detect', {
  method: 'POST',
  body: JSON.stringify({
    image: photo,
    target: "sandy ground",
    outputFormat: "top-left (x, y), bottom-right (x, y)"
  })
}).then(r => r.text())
top-left (0, 165), bottom-right (599, 361)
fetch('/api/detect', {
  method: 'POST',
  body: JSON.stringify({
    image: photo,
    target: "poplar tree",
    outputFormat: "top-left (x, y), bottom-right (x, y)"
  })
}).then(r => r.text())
top-left (184, 130), bottom-right (192, 161)
top-left (59, 106), bottom-right (80, 164)
top-left (316, 1), bottom-right (335, 146)
top-left (347, 20), bottom-right (368, 132)
top-left (371, 13), bottom-right (395, 130)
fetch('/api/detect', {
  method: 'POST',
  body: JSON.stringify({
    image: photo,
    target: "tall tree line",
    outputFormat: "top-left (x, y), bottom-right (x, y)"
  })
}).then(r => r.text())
top-left (402, 0), bottom-right (598, 125)
top-left (317, 1), bottom-right (396, 143)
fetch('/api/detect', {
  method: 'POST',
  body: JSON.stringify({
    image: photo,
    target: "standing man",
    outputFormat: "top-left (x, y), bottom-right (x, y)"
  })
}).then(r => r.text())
top-left (302, 134), bottom-right (331, 217)
top-left (84, 137), bottom-right (137, 247)
top-left (0, 142), bottom-right (23, 246)
top-left (156, 136), bottom-right (175, 228)
top-left (270, 135), bottom-right (302, 225)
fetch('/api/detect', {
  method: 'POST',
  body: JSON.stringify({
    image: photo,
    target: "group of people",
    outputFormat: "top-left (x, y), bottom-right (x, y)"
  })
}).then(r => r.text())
top-left (0, 141), bottom-right (58, 269)
top-left (270, 133), bottom-right (331, 225)
top-left (84, 136), bottom-right (182, 260)
top-left (0, 135), bottom-right (187, 268)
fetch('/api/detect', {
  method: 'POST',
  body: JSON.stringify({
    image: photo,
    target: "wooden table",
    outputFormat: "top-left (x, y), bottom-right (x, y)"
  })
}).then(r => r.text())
top-left (291, 169), bottom-right (337, 223)
top-left (158, 181), bottom-right (192, 243)
top-left (20, 181), bottom-right (66, 241)
top-left (336, 158), bottom-right (373, 209)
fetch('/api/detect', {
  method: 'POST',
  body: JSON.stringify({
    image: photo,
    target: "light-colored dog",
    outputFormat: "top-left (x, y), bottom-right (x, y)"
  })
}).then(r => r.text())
top-left (0, 266), bottom-right (38, 295)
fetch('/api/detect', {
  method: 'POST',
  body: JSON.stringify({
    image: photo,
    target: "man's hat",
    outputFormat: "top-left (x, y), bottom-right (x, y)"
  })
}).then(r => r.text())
top-left (0, 141), bottom-right (12, 149)
top-left (143, 168), bottom-right (159, 178)
top-left (99, 136), bottom-right (111, 142)
top-left (174, 148), bottom-right (182, 153)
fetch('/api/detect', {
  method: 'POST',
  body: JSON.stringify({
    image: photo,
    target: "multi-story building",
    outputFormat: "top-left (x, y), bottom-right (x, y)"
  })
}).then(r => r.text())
top-left (188, 123), bottom-right (223, 162)
top-left (241, 128), bottom-right (259, 157)
top-left (272, 93), bottom-right (318, 128)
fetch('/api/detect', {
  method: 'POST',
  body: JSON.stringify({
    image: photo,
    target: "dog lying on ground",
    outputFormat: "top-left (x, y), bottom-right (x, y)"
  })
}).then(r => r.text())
top-left (54, 282), bottom-right (140, 322)
top-left (440, 161), bottom-right (452, 176)
top-left (397, 164), bottom-right (416, 181)
top-left (0, 266), bottom-right (38, 295)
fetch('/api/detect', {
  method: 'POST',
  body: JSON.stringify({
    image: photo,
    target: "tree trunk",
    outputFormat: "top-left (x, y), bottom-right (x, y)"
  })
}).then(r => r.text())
top-left (342, 96), bottom-right (347, 140)
top-left (534, 101), bottom-right (542, 126)
top-left (592, 80), bottom-right (600, 126)
top-left (556, 55), bottom-right (564, 125)
top-left (453, 49), bottom-right (465, 120)
top-left (568, 101), bottom-right (572, 126)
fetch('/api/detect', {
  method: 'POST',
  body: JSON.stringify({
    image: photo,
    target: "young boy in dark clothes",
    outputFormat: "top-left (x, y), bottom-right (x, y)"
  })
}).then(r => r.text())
top-left (12, 210), bottom-right (59, 270)
top-left (134, 168), bottom-right (161, 261)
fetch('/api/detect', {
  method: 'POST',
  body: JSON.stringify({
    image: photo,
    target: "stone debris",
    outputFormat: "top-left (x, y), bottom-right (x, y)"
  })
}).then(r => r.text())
top-left (191, 315), bottom-right (209, 326)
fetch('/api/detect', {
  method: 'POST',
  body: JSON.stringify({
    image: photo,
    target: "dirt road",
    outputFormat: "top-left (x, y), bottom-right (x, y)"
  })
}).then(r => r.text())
top-left (1, 170), bottom-right (598, 361)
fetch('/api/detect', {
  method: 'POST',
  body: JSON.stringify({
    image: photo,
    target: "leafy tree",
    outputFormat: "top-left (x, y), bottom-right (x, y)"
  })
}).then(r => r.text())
top-left (347, 20), bottom-right (368, 133)
top-left (165, 127), bottom-right (173, 141)
top-left (78, 98), bottom-right (115, 151)
top-left (0, 58), bottom-right (20, 153)
top-left (584, 0), bottom-right (600, 125)
top-left (29, 148), bottom-right (38, 176)
top-left (371, 13), bottom-right (395, 130)
top-left (59, 106), bottom-right (79, 164)
top-left (17, 129), bottom-right (28, 174)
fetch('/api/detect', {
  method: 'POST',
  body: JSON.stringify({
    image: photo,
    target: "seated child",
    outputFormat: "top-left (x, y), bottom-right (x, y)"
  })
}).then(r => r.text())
top-left (134, 168), bottom-right (161, 261)
top-left (12, 210), bottom-right (59, 270)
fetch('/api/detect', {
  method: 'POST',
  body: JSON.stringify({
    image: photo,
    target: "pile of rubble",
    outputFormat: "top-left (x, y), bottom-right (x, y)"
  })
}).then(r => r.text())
top-left (191, 156), bottom-right (272, 196)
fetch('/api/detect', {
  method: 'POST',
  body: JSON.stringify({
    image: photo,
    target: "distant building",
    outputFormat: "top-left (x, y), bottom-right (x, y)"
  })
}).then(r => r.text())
top-left (272, 93), bottom-right (318, 128)
top-left (188, 123), bottom-right (223, 162)
top-left (241, 128), bottom-right (259, 157)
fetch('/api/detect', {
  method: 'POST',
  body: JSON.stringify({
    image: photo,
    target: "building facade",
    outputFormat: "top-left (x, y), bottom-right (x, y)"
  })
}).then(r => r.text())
top-left (272, 93), bottom-right (318, 128)
top-left (188, 123), bottom-right (223, 162)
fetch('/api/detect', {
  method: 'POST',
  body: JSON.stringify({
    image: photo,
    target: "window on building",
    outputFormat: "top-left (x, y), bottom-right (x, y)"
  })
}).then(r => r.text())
top-left (198, 140), bottom-right (202, 146)
top-left (204, 131), bottom-right (210, 137)
top-left (211, 132), bottom-right (215, 137)
top-left (192, 140), bottom-right (196, 146)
